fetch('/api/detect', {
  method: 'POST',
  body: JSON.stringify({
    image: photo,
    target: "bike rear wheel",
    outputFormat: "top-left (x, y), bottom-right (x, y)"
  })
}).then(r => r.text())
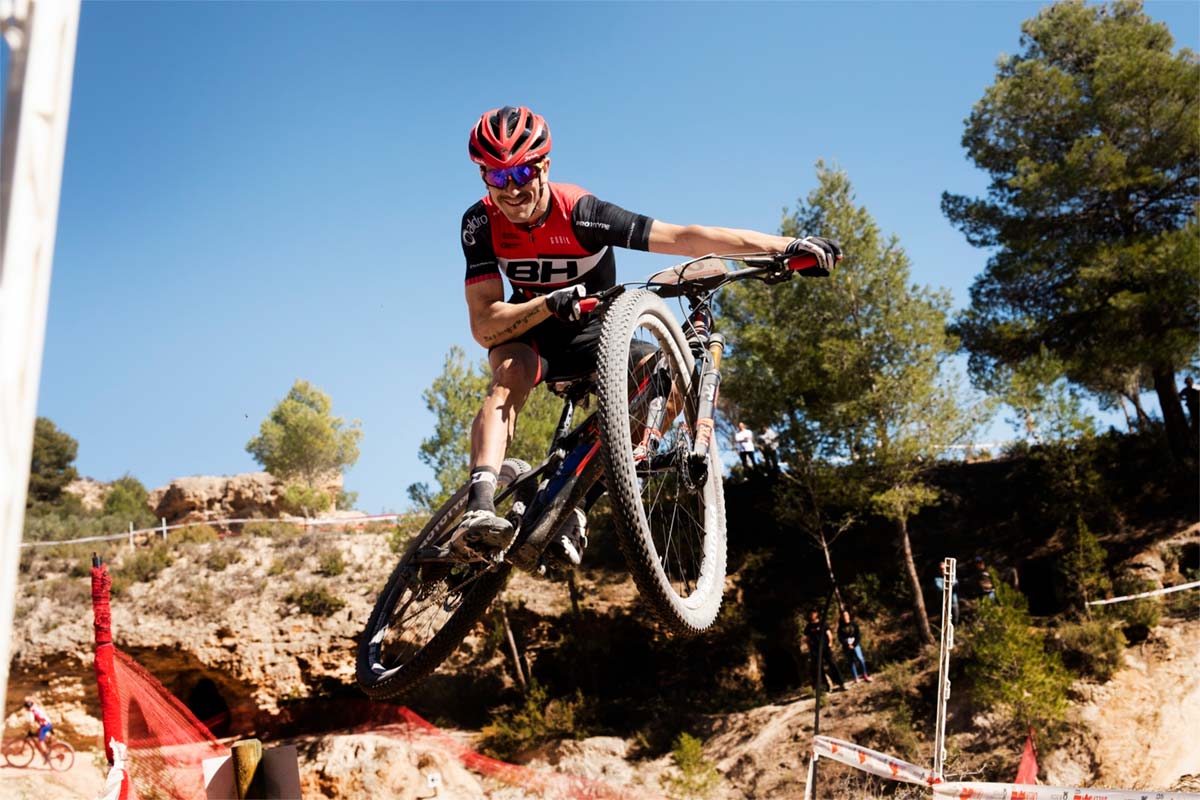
top-left (3, 737), bottom-right (34, 768)
top-left (46, 741), bottom-right (74, 771)
top-left (356, 459), bottom-right (529, 700)
top-left (596, 290), bottom-right (727, 635)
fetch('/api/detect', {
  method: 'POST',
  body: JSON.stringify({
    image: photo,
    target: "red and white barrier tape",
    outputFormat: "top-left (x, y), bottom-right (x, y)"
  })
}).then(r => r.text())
top-left (1086, 580), bottom-right (1200, 606)
top-left (21, 513), bottom-right (405, 548)
top-left (811, 735), bottom-right (938, 786)
top-left (932, 781), bottom-right (1200, 799)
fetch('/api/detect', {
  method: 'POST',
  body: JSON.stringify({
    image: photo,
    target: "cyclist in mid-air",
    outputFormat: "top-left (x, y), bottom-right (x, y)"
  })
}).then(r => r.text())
top-left (458, 105), bottom-right (840, 562)
top-left (23, 699), bottom-right (53, 762)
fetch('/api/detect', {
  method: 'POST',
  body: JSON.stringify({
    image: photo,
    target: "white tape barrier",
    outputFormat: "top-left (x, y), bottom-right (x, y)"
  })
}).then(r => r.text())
top-left (812, 735), bottom-right (936, 786)
top-left (1087, 580), bottom-right (1200, 607)
top-left (20, 514), bottom-right (405, 548)
top-left (932, 781), bottom-right (1200, 799)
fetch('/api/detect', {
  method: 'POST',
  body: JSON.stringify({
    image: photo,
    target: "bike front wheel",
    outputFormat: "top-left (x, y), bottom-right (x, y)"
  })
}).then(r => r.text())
top-left (356, 459), bottom-right (529, 700)
top-left (46, 741), bottom-right (74, 771)
top-left (596, 289), bottom-right (727, 636)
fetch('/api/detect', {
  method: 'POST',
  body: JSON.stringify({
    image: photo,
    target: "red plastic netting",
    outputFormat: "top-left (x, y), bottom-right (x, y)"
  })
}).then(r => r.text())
top-left (111, 648), bottom-right (229, 799)
top-left (92, 561), bottom-right (228, 800)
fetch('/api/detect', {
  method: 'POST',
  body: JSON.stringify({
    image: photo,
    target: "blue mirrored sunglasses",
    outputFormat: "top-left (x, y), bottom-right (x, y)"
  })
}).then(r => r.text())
top-left (482, 162), bottom-right (541, 189)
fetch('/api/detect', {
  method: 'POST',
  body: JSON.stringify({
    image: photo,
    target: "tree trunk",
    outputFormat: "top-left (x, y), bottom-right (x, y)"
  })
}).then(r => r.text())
top-left (499, 605), bottom-right (527, 693)
top-left (1151, 367), bottom-right (1190, 459)
top-left (1124, 391), bottom-right (1152, 429)
top-left (896, 516), bottom-right (935, 646)
top-left (817, 529), bottom-right (845, 611)
top-left (1116, 395), bottom-right (1134, 432)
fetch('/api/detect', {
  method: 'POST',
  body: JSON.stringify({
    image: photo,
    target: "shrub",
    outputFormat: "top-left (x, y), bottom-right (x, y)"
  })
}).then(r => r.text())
top-left (102, 475), bottom-right (156, 528)
top-left (962, 581), bottom-right (1070, 743)
top-left (111, 543), bottom-right (174, 595)
top-left (316, 547), bottom-right (345, 577)
top-left (174, 524), bottom-right (219, 545)
top-left (280, 484), bottom-right (331, 517)
top-left (1054, 619), bottom-right (1126, 681)
top-left (284, 582), bottom-right (345, 616)
top-left (660, 732), bottom-right (722, 800)
top-left (480, 681), bottom-right (591, 760)
top-left (1105, 573), bottom-right (1161, 643)
top-left (204, 544), bottom-right (243, 572)
top-left (269, 550), bottom-right (307, 576)
top-left (243, 521), bottom-right (294, 539)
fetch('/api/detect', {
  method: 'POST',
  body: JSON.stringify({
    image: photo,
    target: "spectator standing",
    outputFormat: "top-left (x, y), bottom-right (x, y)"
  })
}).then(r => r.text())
top-left (759, 425), bottom-right (781, 471)
top-left (1181, 377), bottom-right (1200, 434)
top-left (971, 555), bottom-right (996, 602)
top-left (837, 609), bottom-right (872, 684)
top-left (803, 610), bottom-right (846, 693)
top-left (734, 422), bottom-right (757, 470)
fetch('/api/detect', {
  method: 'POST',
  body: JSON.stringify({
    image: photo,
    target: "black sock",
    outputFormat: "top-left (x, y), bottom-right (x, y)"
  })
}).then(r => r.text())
top-left (467, 467), bottom-right (498, 513)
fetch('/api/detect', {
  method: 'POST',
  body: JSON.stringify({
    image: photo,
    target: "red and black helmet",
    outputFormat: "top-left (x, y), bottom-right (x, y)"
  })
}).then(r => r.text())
top-left (469, 106), bottom-right (552, 169)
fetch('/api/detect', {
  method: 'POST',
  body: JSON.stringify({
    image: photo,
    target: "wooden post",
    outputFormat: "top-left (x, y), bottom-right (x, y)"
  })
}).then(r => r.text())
top-left (232, 738), bottom-right (265, 800)
top-left (128, 522), bottom-right (134, 549)
top-left (160, 517), bottom-right (167, 541)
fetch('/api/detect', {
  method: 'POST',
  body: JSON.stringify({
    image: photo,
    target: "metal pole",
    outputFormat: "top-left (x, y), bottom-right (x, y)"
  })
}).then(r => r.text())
top-left (0, 0), bottom-right (81, 726)
top-left (932, 556), bottom-right (956, 779)
top-left (810, 587), bottom-right (835, 798)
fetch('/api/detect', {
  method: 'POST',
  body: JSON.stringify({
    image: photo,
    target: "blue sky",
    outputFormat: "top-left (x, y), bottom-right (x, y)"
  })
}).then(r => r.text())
top-left (11, 1), bottom-right (1199, 513)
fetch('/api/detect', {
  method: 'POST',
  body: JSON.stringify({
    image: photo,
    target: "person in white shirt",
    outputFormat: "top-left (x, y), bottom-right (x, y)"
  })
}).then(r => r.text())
top-left (759, 425), bottom-right (780, 471)
top-left (734, 422), bottom-right (757, 469)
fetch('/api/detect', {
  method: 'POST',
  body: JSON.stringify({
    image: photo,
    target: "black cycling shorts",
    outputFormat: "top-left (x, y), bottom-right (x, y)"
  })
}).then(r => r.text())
top-left (489, 315), bottom-right (659, 386)
top-left (490, 315), bottom-right (604, 385)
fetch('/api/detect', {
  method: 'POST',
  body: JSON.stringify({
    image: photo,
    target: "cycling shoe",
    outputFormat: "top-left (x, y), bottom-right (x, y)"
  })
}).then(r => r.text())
top-left (450, 509), bottom-right (515, 555)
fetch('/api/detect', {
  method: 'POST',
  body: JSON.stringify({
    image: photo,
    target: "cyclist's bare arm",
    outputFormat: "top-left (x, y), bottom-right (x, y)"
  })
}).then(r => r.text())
top-left (466, 279), bottom-right (552, 349)
top-left (647, 221), bottom-right (793, 258)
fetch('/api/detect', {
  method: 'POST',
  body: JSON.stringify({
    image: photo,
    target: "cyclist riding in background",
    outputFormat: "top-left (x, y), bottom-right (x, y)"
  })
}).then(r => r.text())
top-left (23, 699), bottom-right (52, 760)
top-left (457, 105), bottom-right (841, 561)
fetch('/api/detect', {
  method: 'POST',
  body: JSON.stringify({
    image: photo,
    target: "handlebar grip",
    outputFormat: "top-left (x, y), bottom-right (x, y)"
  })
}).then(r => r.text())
top-left (578, 297), bottom-right (599, 313)
top-left (785, 254), bottom-right (819, 271)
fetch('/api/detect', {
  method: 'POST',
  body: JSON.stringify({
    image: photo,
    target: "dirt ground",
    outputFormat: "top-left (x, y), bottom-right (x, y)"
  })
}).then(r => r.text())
top-left (0, 748), bottom-right (107, 800)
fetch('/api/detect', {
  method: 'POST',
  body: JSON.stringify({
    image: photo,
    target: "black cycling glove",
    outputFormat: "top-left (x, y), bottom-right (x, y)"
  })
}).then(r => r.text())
top-left (544, 285), bottom-right (588, 322)
top-left (785, 236), bottom-right (842, 277)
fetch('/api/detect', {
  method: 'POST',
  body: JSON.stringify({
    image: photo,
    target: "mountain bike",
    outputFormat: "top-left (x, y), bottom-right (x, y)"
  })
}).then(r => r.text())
top-left (357, 250), bottom-right (827, 700)
top-left (2, 729), bottom-right (75, 771)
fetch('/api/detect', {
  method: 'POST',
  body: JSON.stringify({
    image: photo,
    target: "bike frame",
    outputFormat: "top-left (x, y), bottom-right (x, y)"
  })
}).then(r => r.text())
top-left (447, 252), bottom-right (811, 576)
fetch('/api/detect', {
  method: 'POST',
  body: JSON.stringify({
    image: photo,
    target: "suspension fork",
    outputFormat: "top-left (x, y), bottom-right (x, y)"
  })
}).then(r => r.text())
top-left (690, 332), bottom-right (726, 461)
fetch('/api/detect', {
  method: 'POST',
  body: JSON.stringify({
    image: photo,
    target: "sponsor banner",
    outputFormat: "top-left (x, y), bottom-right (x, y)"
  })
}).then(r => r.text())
top-left (933, 781), bottom-right (1200, 800)
top-left (1086, 580), bottom-right (1200, 607)
top-left (811, 735), bottom-right (936, 786)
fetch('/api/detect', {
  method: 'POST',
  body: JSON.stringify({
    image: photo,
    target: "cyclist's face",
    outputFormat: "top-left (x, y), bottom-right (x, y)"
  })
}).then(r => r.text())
top-left (484, 159), bottom-right (550, 225)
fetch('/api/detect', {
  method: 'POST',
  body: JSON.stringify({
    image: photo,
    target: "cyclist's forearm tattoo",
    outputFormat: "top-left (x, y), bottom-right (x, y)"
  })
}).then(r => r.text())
top-left (481, 303), bottom-right (543, 346)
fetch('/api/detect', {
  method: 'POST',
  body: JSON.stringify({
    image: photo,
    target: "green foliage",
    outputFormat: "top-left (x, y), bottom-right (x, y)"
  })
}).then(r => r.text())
top-left (1105, 573), bottom-right (1161, 642)
top-left (280, 483), bottom-right (331, 517)
top-left (963, 580), bottom-right (1070, 740)
top-left (27, 417), bottom-right (79, 505)
top-left (1054, 619), bottom-right (1126, 681)
top-left (246, 379), bottom-right (362, 487)
top-left (283, 582), bottom-right (346, 616)
top-left (943, 1), bottom-right (1200, 454)
top-left (721, 163), bottom-right (985, 643)
top-left (269, 550), bottom-right (307, 576)
top-left (660, 732), bottom-right (722, 800)
top-left (174, 524), bottom-right (219, 544)
top-left (407, 346), bottom-right (562, 510)
top-left (111, 544), bottom-right (175, 595)
top-left (334, 489), bottom-right (358, 510)
top-left (102, 475), bottom-right (156, 528)
top-left (479, 681), bottom-right (592, 760)
top-left (1060, 517), bottom-right (1111, 613)
top-left (243, 521), bottom-right (295, 540)
top-left (203, 543), bottom-right (242, 572)
top-left (316, 546), bottom-right (345, 577)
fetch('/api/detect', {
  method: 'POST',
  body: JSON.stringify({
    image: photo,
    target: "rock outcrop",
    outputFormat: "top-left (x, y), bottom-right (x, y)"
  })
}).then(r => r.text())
top-left (63, 477), bottom-right (109, 512)
top-left (147, 471), bottom-right (344, 524)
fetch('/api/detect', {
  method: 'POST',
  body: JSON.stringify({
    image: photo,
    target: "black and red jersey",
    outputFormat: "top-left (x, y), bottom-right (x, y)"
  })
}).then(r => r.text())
top-left (461, 182), bottom-right (654, 298)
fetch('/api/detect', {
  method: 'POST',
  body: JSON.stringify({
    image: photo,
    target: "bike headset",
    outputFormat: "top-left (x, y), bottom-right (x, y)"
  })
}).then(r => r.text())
top-left (469, 105), bottom-right (553, 223)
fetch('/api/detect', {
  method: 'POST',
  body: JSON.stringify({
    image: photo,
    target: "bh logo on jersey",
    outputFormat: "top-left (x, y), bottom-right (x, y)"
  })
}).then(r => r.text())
top-left (499, 249), bottom-right (605, 286)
